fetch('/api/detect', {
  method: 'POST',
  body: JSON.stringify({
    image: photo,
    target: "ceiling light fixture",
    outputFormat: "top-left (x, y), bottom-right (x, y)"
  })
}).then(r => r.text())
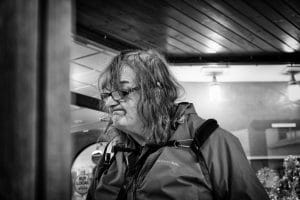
top-left (271, 123), bottom-right (296, 128)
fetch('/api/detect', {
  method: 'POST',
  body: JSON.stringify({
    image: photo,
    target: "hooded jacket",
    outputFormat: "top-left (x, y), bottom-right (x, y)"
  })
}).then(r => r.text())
top-left (90, 103), bottom-right (269, 200)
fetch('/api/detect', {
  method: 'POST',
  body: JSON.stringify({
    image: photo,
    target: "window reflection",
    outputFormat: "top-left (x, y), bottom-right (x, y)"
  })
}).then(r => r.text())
top-left (71, 143), bottom-right (107, 200)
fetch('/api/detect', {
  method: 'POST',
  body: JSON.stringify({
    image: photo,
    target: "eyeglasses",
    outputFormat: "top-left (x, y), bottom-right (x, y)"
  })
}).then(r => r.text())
top-left (120, 50), bottom-right (147, 62)
top-left (100, 87), bottom-right (139, 102)
top-left (120, 50), bottom-right (141, 57)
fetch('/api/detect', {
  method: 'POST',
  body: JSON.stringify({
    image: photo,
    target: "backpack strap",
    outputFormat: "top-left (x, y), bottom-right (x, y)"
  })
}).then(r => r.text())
top-left (87, 140), bottom-right (140, 200)
top-left (116, 142), bottom-right (168, 200)
top-left (191, 119), bottom-right (220, 200)
top-left (191, 119), bottom-right (219, 161)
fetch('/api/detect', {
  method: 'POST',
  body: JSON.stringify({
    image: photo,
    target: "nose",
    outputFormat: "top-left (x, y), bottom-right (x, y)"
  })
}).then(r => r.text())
top-left (105, 95), bottom-right (119, 108)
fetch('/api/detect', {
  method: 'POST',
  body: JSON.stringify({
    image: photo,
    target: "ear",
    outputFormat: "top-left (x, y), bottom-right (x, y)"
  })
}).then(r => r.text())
top-left (156, 81), bottom-right (162, 88)
top-left (154, 87), bottom-right (162, 102)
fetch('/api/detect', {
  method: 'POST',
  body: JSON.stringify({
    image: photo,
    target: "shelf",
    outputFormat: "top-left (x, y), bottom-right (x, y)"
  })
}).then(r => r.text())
top-left (269, 138), bottom-right (300, 149)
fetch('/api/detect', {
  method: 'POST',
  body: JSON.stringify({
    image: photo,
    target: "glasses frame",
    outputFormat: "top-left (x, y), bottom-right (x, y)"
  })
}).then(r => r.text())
top-left (100, 87), bottom-right (140, 102)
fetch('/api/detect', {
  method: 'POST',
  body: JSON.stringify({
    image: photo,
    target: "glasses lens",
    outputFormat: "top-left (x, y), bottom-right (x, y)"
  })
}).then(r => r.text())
top-left (101, 88), bottom-right (138, 101)
top-left (100, 93), bottom-right (110, 100)
top-left (111, 91), bottom-right (123, 100)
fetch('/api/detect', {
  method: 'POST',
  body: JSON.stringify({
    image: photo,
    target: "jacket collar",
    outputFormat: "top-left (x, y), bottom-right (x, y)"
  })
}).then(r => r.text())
top-left (174, 102), bottom-right (197, 117)
top-left (171, 102), bottom-right (197, 129)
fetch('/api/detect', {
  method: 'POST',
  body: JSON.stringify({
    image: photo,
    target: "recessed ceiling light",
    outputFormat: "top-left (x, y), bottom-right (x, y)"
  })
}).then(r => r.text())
top-left (282, 45), bottom-right (294, 53)
top-left (206, 49), bottom-right (217, 54)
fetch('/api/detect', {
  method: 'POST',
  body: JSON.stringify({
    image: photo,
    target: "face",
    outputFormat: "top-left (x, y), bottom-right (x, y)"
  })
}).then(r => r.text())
top-left (104, 66), bottom-right (144, 138)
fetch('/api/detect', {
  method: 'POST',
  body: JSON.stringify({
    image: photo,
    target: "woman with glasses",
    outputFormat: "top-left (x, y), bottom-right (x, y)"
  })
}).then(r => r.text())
top-left (87, 49), bottom-right (269, 200)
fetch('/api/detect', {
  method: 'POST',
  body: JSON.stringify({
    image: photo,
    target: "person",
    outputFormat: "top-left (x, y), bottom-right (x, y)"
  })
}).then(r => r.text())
top-left (87, 49), bottom-right (269, 200)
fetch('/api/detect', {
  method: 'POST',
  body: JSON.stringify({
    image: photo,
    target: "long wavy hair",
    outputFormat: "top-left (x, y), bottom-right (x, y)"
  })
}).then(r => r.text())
top-left (98, 49), bottom-right (183, 144)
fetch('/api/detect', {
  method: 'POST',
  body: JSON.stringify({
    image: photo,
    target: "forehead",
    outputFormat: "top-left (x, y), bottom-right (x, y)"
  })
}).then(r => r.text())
top-left (120, 65), bottom-right (136, 84)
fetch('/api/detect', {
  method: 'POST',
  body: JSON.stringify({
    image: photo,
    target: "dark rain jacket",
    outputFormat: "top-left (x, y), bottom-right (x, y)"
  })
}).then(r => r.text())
top-left (90, 102), bottom-right (269, 200)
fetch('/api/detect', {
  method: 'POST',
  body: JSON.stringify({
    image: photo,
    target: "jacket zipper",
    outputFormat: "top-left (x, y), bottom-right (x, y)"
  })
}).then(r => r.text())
top-left (132, 170), bottom-right (139, 200)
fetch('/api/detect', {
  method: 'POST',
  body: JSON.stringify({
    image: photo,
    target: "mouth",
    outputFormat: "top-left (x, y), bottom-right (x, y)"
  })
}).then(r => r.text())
top-left (112, 108), bottom-right (126, 115)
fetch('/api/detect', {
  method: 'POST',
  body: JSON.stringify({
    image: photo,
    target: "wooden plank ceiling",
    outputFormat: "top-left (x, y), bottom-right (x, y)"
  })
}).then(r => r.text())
top-left (76, 0), bottom-right (300, 64)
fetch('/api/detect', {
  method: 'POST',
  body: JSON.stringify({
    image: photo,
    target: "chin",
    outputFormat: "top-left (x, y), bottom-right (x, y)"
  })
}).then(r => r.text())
top-left (115, 124), bottom-right (136, 135)
top-left (113, 120), bottom-right (128, 130)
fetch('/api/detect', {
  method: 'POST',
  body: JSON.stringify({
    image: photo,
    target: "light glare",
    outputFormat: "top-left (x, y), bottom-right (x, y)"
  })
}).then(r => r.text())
top-left (287, 84), bottom-right (300, 101)
top-left (209, 83), bottom-right (222, 102)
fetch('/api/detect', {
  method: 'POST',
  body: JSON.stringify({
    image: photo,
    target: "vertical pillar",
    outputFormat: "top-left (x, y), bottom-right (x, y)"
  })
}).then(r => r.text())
top-left (0, 0), bottom-right (71, 199)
